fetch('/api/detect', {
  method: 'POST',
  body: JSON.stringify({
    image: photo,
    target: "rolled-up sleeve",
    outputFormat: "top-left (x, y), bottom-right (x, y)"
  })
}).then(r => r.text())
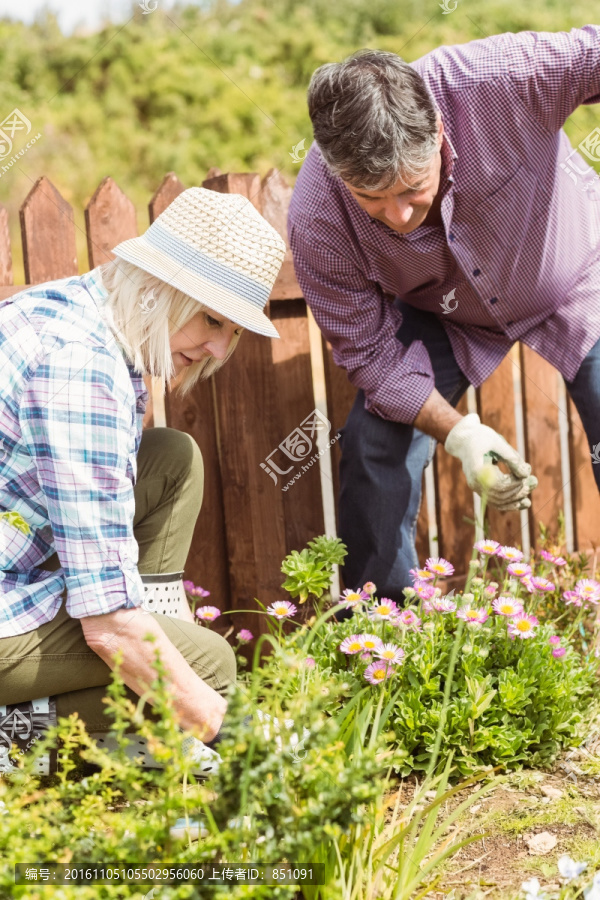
top-left (497, 25), bottom-right (600, 132)
top-left (289, 225), bottom-right (436, 424)
top-left (18, 341), bottom-right (145, 618)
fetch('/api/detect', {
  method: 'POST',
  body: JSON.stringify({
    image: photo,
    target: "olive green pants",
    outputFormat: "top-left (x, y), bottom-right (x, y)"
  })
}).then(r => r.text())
top-left (0, 427), bottom-right (236, 732)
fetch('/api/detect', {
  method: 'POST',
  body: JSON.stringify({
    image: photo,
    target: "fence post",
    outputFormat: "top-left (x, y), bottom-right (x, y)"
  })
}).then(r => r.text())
top-left (201, 171), bottom-right (288, 637)
top-left (20, 177), bottom-right (77, 283)
top-left (0, 203), bottom-right (12, 285)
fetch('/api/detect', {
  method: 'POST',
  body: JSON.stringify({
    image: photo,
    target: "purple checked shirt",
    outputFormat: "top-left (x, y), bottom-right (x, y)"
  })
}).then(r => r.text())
top-left (288, 26), bottom-right (600, 425)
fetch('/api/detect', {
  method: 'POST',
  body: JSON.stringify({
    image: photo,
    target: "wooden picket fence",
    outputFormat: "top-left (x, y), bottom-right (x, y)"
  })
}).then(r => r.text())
top-left (1, 169), bottom-right (599, 636)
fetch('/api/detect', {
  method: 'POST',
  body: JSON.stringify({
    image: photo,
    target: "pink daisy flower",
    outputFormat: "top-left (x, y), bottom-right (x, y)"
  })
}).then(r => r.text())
top-left (507, 613), bottom-right (539, 639)
top-left (474, 539), bottom-right (501, 556)
top-left (362, 581), bottom-right (377, 595)
top-left (413, 581), bottom-right (436, 601)
top-left (421, 599), bottom-right (434, 613)
top-left (498, 546), bottom-right (524, 562)
top-left (341, 588), bottom-right (369, 607)
top-left (195, 606), bottom-right (221, 621)
top-left (548, 636), bottom-right (561, 646)
top-left (409, 567), bottom-right (435, 583)
top-left (369, 598), bottom-right (399, 620)
top-left (575, 579), bottom-right (600, 605)
top-left (266, 600), bottom-right (297, 619)
top-left (183, 580), bottom-right (211, 598)
top-left (456, 607), bottom-right (489, 626)
top-left (236, 629), bottom-right (253, 643)
top-left (483, 584), bottom-right (499, 598)
top-left (540, 549), bottom-right (568, 566)
top-left (562, 590), bottom-right (583, 607)
top-left (375, 643), bottom-right (406, 665)
top-left (339, 635), bottom-right (364, 655)
top-left (360, 651), bottom-right (372, 663)
top-left (552, 647), bottom-right (567, 659)
top-left (364, 661), bottom-right (394, 685)
top-left (530, 576), bottom-right (556, 593)
top-left (425, 557), bottom-right (455, 577)
top-left (304, 657), bottom-right (316, 668)
top-left (492, 596), bottom-right (524, 617)
top-left (432, 597), bottom-right (457, 613)
top-left (507, 562), bottom-right (532, 579)
top-left (394, 609), bottom-right (422, 631)
top-left (359, 634), bottom-right (384, 653)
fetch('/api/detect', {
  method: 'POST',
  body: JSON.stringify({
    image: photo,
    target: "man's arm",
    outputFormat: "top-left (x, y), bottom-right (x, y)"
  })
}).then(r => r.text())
top-left (288, 225), bottom-right (436, 425)
top-left (413, 388), bottom-right (462, 442)
top-left (494, 26), bottom-right (600, 133)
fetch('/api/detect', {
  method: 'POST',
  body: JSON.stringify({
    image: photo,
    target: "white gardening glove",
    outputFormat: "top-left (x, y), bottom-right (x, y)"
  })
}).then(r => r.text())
top-left (444, 413), bottom-right (538, 510)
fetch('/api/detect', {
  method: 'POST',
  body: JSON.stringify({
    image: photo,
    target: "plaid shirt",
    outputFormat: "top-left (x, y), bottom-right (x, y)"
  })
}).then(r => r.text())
top-left (0, 269), bottom-right (148, 638)
top-left (288, 26), bottom-right (600, 424)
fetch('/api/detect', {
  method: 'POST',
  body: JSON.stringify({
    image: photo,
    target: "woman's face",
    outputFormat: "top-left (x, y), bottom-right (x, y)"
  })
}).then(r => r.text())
top-left (169, 309), bottom-right (240, 376)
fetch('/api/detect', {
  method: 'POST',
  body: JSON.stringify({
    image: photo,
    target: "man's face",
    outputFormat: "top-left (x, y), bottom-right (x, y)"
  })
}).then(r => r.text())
top-left (343, 118), bottom-right (444, 234)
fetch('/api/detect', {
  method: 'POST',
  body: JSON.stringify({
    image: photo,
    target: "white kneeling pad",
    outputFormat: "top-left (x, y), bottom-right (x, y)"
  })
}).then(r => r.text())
top-left (140, 572), bottom-right (188, 618)
top-left (0, 697), bottom-right (56, 776)
top-left (89, 732), bottom-right (221, 777)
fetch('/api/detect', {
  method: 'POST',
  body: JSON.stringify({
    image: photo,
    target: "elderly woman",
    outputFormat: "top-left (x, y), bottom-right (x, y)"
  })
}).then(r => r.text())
top-left (0, 187), bottom-right (285, 775)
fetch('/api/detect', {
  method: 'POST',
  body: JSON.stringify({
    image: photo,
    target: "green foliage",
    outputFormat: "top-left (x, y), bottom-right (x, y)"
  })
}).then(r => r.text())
top-left (280, 536), bottom-right (346, 603)
top-left (284, 538), bottom-right (599, 776)
top-left (0, 0), bottom-right (598, 279)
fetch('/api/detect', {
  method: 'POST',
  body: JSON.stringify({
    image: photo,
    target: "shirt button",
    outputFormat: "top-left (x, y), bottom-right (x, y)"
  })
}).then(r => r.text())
top-left (473, 268), bottom-right (481, 276)
top-left (448, 232), bottom-right (455, 241)
top-left (490, 297), bottom-right (498, 304)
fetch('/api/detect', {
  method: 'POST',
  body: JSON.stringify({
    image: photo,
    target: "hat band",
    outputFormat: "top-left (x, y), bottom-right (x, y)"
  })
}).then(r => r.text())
top-left (145, 222), bottom-right (268, 310)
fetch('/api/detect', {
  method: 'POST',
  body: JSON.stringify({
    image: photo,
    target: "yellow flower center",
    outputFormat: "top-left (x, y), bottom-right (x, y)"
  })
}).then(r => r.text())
top-left (466, 610), bottom-right (479, 619)
top-left (378, 606), bottom-right (391, 616)
top-left (517, 620), bottom-right (531, 632)
top-left (275, 606), bottom-right (287, 615)
top-left (500, 605), bottom-right (513, 614)
top-left (348, 642), bottom-right (361, 652)
top-left (373, 668), bottom-right (387, 680)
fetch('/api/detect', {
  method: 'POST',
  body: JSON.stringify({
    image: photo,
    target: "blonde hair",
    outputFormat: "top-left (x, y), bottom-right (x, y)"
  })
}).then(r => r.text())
top-left (98, 259), bottom-right (241, 396)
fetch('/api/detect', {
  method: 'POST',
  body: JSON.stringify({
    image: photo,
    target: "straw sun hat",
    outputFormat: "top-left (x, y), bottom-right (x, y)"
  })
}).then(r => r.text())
top-left (111, 187), bottom-right (286, 339)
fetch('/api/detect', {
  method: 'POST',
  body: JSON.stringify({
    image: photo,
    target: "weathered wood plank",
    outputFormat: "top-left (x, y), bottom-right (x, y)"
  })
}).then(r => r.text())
top-left (478, 353), bottom-right (523, 548)
top-left (260, 169), bottom-right (323, 553)
top-left (321, 338), bottom-right (358, 530)
top-left (0, 286), bottom-right (22, 301)
top-left (165, 377), bottom-right (232, 610)
top-left (20, 177), bottom-right (78, 283)
top-left (85, 177), bottom-right (138, 268)
top-left (270, 299), bottom-right (325, 551)
top-left (0, 204), bottom-right (12, 285)
top-left (415, 473), bottom-right (430, 565)
top-left (261, 168), bottom-right (302, 301)
top-left (520, 345), bottom-right (564, 548)
top-left (203, 172), bottom-right (263, 214)
top-left (567, 395), bottom-right (600, 551)
top-left (202, 172), bottom-right (287, 637)
top-left (433, 393), bottom-right (475, 573)
top-left (149, 172), bottom-right (186, 223)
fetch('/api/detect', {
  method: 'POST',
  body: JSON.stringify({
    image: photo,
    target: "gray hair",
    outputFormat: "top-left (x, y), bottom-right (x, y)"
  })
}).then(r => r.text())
top-left (99, 259), bottom-right (241, 397)
top-left (307, 49), bottom-right (440, 191)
